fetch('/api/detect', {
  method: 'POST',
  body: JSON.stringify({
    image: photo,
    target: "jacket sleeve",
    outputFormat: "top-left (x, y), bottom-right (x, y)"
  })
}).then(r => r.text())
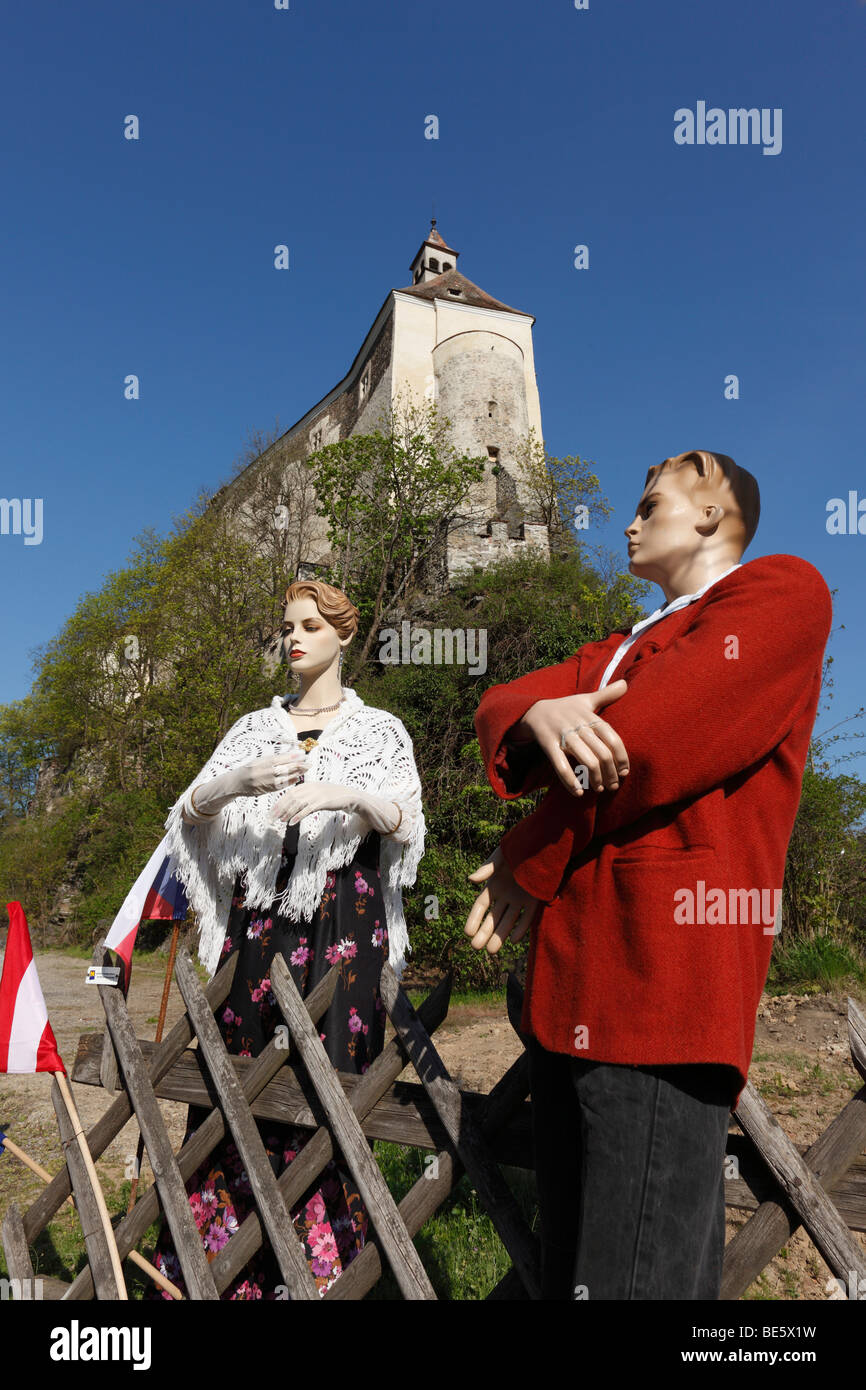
top-left (474, 634), bottom-right (627, 799)
top-left (498, 556), bottom-right (833, 903)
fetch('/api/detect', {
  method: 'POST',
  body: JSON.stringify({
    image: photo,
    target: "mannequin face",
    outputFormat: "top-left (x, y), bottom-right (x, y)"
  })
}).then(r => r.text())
top-left (281, 597), bottom-right (348, 680)
top-left (623, 462), bottom-right (727, 590)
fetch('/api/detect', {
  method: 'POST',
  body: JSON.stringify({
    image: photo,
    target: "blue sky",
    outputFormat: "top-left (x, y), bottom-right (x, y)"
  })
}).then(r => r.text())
top-left (2, 0), bottom-right (864, 773)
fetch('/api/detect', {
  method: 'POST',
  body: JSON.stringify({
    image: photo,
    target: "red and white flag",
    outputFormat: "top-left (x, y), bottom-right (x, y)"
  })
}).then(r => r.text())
top-left (0, 901), bottom-right (65, 1074)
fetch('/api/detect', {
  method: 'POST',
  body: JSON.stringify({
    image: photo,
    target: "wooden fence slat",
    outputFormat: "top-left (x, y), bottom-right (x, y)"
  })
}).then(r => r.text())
top-left (379, 962), bottom-right (541, 1300)
top-left (99, 970), bottom-right (219, 1301)
top-left (74, 1024), bottom-right (866, 1223)
top-left (722, 1083), bottom-right (866, 1299)
top-left (269, 953), bottom-right (436, 1300)
top-left (63, 964), bottom-right (340, 1300)
top-left (22, 947), bottom-right (238, 1245)
top-left (848, 996), bottom-right (866, 1083)
top-left (0, 1203), bottom-right (39, 1298)
top-left (208, 971), bottom-right (454, 1295)
top-left (72, 1030), bottom-right (535, 1158)
top-left (173, 948), bottom-right (320, 1301)
top-left (325, 1039), bottom-right (535, 1299)
top-left (95, 941), bottom-right (122, 1094)
top-left (50, 1076), bottom-right (122, 1300)
top-left (721, 998), bottom-right (866, 1299)
top-left (732, 1082), bottom-right (866, 1287)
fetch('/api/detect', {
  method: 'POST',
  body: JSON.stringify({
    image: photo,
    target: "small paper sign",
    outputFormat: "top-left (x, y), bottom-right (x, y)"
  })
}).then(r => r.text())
top-left (85, 966), bottom-right (121, 986)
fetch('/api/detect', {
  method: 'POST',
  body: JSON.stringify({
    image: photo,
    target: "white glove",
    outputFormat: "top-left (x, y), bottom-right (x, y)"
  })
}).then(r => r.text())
top-left (183, 750), bottom-right (308, 823)
top-left (272, 781), bottom-right (404, 836)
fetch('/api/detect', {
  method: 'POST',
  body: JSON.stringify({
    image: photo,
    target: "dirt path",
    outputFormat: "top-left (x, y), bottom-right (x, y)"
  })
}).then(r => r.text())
top-left (1, 950), bottom-right (863, 1300)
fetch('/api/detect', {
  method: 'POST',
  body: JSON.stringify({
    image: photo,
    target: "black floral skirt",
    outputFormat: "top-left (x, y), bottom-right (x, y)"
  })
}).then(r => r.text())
top-left (147, 824), bottom-right (390, 1299)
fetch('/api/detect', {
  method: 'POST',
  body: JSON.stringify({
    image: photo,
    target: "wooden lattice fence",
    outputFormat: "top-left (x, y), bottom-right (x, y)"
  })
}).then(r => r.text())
top-left (3, 939), bottom-right (866, 1300)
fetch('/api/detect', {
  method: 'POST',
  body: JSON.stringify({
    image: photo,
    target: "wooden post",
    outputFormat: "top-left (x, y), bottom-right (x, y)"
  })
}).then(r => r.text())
top-left (127, 918), bottom-right (183, 1212)
top-left (22, 947), bottom-right (238, 1246)
top-left (173, 948), bottom-right (320, 1300)
top-left (2, 1130), bottom-right (181, 1298)
top-left (53, 1070), bottom-right (128, 1300)
top-left (98, 965), bottom-right (220, 1300)
top-left (379, 962), bottom-right (542, 1300)
top-left (722, 1081), bottom-right (866, 1299)
top-left (1, 1203), bottom-right (39, 1298)
top-left (848, 996), bottom-right (866, 1083)
top-left (733, 1082), bottom-right (866, 1286)
top-left (62, 964), bottom-right (341, 1300)
top-left (326, 1039), bottom-right (535, 1300)
top-left (270, 952), bottom-right (437, 1300)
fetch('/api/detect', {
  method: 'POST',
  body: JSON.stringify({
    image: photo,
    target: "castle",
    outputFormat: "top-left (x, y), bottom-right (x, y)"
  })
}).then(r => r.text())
top-left (222, 223), bottom-right (550, 590)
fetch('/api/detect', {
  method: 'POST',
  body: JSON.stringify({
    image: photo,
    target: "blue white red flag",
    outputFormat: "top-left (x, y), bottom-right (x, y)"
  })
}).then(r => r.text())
top-left (103, 836), bottom-right (189, 989)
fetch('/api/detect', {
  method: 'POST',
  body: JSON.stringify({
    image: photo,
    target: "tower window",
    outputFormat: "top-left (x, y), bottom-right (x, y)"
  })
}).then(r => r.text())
top-left (487, 446), bottom-right (500, 462)
top-left (488, 401), bottom-right (497, 418)
top-left (311, 427), bottom-right (323, 450)
top-left (359, 364), bottom-right (372, 403)
top-left (429, 257), bottom-right (439, 272)
top-left (442, 262), bottom-right (452, 271)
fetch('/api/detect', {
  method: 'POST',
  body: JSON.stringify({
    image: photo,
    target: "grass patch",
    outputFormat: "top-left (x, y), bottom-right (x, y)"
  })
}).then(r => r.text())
top-left (2, 1144), bottom-right (536, 1301)
top-left (0, 1174), bottom-right (161, 1298)
top-left (405, 985), bottom-right (506, 1011)
top-left (364, 1142), bottom-right (537, 1300)
top-left (767, 935), bottom-right (866, 993)
top-left (754, 1059), bottom-right (839, 1101)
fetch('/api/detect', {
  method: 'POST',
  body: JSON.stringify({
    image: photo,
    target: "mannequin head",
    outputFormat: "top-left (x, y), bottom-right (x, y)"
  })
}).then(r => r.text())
top-left (281, 580), bottom-right (360, 689)
top-left (624, 450), bottom-right (760, 600)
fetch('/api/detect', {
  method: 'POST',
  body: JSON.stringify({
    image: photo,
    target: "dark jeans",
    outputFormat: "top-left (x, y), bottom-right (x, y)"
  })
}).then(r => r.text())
top-left (527, 1036), bottom-right (736, 1300)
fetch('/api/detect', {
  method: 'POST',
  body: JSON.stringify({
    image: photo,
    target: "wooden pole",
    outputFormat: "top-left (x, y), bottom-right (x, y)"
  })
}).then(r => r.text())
top-left (54, 1070), bottom-right (128, 1300)
top-left (127, 919), bottom-right (181, 1212)
top-left (1, 1133), bottom-right (182, 1299)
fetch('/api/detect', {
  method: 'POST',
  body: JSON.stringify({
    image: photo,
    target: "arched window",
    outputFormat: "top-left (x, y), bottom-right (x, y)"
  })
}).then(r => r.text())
top-left (429, 257), bottom-right (440, 272)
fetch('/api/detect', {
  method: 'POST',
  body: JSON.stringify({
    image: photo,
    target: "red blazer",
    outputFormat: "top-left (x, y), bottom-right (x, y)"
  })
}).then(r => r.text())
top-left (474, 555), bottom-right (832, 1105)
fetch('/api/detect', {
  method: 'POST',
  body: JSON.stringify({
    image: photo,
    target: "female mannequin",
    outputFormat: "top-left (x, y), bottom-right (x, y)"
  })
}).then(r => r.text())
top-left (147, 580), bottom-right (425, 1299)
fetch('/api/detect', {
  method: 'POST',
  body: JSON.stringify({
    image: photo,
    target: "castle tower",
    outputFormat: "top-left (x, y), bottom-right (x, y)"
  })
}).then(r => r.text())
top-left (226, 222), bottom-right (549, 587)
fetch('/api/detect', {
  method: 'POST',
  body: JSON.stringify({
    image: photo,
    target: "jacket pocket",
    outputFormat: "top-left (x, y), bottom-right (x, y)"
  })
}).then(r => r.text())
top-left (613, 843), bottom-right (714, 868)
top-left (611, 851), bottom-right (720, 947)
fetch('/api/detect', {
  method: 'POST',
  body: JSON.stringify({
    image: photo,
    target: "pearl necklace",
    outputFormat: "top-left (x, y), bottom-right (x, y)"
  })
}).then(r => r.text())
top-left (290, 696), bottom-right (344, 715)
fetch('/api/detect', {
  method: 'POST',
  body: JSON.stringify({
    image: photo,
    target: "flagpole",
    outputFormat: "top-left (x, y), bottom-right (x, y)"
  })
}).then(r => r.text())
top-left (0, 1131), bottom-right (182, 1299)
top-left (127, 916), bottom-right (183, 1212)
top-left (54, 1069), bottom-right (129, 1300)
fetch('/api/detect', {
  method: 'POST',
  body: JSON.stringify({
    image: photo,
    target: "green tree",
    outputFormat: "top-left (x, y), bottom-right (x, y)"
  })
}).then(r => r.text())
top-left (513, 426), bottom-right (613, 550)
top-left (304, 392), bottom-right (486, 677)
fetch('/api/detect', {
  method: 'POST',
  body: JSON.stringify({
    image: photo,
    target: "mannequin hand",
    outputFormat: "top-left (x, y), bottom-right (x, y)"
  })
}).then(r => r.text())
top-left (464, 845), bottom-right (543, 954)
top-left (273, 783), bottom-right (403, 833)
top-left (515, 679), bottom-right (630, 797)
top-left (188, 752), bottom-right (307, 818)
top-left (272, 782), bottom-right (363, 825)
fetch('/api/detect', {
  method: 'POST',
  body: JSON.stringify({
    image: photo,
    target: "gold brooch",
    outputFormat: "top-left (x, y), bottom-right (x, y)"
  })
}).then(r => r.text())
top-left (301, 737), bottom-right (319, 753)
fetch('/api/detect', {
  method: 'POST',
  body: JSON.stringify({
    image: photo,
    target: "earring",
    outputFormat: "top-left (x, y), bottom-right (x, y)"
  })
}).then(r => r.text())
top-left (287, 642), bottom-right (300, 690)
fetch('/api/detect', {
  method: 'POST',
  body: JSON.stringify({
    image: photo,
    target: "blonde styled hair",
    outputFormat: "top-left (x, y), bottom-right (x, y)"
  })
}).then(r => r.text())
top-left (283, 580), bottom-right (360, 642)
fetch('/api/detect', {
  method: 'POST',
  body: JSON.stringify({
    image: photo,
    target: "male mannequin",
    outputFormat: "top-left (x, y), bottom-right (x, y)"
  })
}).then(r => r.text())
top-left (466, 450), bottom-right (832, 1299)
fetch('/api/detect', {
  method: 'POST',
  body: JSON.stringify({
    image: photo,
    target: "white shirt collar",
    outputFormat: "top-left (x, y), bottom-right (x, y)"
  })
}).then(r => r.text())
top-left (597, 562), bottom-right (742, 690)
top-left (629, 562), bottom-right (742, 636)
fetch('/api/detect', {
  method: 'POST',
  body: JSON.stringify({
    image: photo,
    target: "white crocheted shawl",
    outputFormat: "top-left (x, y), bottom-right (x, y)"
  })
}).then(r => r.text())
top-left (163, 687), bottom-right (425, 980)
